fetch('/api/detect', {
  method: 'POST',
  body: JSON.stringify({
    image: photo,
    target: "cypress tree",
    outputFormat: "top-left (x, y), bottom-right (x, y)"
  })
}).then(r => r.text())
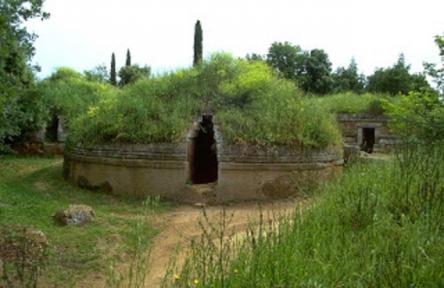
top-left (126, 49), bottom-right (131, 66)
top-left (193, 20), bottom-right (203, 66)
top-left (110, 53), bottom-right (117, 85)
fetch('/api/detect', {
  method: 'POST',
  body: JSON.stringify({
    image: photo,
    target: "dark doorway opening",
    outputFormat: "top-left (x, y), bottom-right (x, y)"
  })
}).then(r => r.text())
top-left (45, 115), bottom-right (59, 142)
top-left (362, 127), bottom-right (375, 153)
top-left (189, 114), bottom-right (218, 184)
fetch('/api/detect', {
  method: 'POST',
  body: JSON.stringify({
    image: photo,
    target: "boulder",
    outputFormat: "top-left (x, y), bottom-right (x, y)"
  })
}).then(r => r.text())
top-left (54, 204), bottom-right (95, 226)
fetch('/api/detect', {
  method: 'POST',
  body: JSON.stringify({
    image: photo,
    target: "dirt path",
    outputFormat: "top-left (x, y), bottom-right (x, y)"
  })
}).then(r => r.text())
top-left (145, 199), bottom-right (300, 287)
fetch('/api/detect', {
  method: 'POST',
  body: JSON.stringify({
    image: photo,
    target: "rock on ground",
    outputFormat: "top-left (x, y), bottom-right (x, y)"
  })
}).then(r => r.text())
top-left (54, 204), bottom-right (95, 226)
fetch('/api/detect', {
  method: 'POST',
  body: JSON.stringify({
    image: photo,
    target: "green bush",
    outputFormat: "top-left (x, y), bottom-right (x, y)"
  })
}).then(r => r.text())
top-left (40, 67), bottom-right (113, 121)
top-left (0, 83), bottom-right (49, 149)
top-left (383, 91), bottom-right (444, 143)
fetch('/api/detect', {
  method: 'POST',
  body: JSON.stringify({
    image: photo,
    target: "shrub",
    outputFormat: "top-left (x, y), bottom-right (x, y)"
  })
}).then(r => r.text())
top-left (0, 225), bottom-right (49, 287)
top-left (39, 67), bottom-right (114, 131)
top-left (383, 91), bottom-right (444, 144)
top-left (0, 83), bottom-right (49, 149)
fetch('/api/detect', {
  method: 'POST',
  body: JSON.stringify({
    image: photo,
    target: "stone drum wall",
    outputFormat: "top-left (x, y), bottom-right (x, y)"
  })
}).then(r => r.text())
top-left (64, 142), bottom-right (343, 203)
top-left (65, 115), bottom-right (343, 203)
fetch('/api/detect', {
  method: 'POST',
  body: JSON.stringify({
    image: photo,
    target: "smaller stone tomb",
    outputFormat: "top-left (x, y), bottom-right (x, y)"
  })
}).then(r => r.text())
top-left (337, 113), bottom-right (398, 153)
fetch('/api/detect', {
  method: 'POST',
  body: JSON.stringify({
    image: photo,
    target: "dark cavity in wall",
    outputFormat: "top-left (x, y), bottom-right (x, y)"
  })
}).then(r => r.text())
top-left (189, 114), bottom-right (218, 184)
top-left (45, 115), bottom-right (59, 142)
top-left (362, 127), bottom-right (375, 153)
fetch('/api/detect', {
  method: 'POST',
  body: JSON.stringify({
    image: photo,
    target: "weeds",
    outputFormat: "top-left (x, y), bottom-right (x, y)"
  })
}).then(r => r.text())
top-left (0, 225), bottom-right (49, 288)
top-left (106, 196), bottom-right (161, 288)
top-left (165, 143), bottom-right (444, 287)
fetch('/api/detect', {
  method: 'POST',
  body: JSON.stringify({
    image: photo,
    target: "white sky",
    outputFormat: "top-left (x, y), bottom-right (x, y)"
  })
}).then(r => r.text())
top-left (27, 0), bottom-right (444, 78)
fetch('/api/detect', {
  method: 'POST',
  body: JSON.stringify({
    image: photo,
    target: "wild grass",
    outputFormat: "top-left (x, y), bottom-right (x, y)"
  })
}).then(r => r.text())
top-left (309, 92), bottom-right (396, 115)
top-left (165, 143), bottom-right (444, 287)
top-left (67, 54), bottom-right (342, 149)
top-left (0, 156), bottom-right (167, 287)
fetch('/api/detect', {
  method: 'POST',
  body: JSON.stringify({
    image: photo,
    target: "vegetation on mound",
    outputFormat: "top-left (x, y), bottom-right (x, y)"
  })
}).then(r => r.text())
top-left (309, 92), bottom-right (393, 115)
top-left (68, 54), bottom-right (342, 149)
top-left (384, 91), bottom-right (444, 143)
top-left (166, 143), bottom-right (444, 287)
top-left (39, 67), bottom-right (114, 119)
top-left (68, 68), bottom-right (203, 146)
top-left (0, 156), bottom-right (166, 286)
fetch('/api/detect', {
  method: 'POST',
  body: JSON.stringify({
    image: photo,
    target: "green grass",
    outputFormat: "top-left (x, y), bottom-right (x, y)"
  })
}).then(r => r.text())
top-left (0, 156), bottom-right (168, 286)
top-left (67, 54), bottom-right (342, 149)
top-left (309, 92), bottom-right (395, 115)
top-left (167, 144), bottom-right (444, 287)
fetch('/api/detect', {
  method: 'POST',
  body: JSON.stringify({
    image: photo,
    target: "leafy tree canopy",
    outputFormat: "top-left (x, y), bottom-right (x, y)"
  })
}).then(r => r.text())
top-left (301, 49), bottom-right (333, 94)
top-left (266, 41), bottom-right (306, 81)
top-left (367, 54), bottom-right (431, 95)
top-left (118, 64), bottom-right (150, 86)
top-left (0, 0), bottom-right (49, 149)
top-left (332, 58), bottom-right (365, 93)
top-left (246, 53), bottom-right (265, 62)
top-left (40, 67), bottom-right (112, 121)
top-left (424, 35), bottom-right (444, 95)
top-left (266, 42), bottom-right (334, 94)
top-left (84, 65), bottom-right (109, 83)
top-left (384, 91), bottom-right (444, 144)
top-left (0, 0), bottom-right (49, 85)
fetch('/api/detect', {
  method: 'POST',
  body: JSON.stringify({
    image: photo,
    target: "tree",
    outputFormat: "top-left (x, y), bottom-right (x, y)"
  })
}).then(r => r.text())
top-left (332, 58), bottom-right (365, 93)
top-left (110, 53), bottom-right (117, 86)
top-left (302, 49), bottom-right (334, 94)
top-left (424, 35), bottom-right (444, 95)
top-left (246, 53), bottom-right (265, 62)
top-left (0, 0), bottom-right (49, 149)
top-left (266, 41), bottom-right (306, 81)
top-left (84, 65), bottom-right (108, 83)
top-left (367, 54), bottom-right (431, 95)
top-left (266, 42), bottom-right (334, 94)
top-left (125, 49), bottom-right (131, 67)
top-left (193, 20), bottom-right (203, 66)
top-left (118, 65), bottom-right (150, 86)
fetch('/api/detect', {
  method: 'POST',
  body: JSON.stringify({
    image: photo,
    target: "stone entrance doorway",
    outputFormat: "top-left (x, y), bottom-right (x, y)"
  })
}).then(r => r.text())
top-left (188, 114), bottom-right (218, 184)
top-left (362, 127), bottom-right (375, 153)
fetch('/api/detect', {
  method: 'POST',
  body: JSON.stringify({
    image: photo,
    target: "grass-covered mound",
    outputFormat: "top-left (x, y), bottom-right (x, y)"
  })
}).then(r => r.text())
top-left (169, 144), bottom-right (444, 287)
top-left (309, 92), bottom-right (395, 115)
top-left (68, 68), bottom-right (203, 145)
top-left (67, 54), bottom-right (341, 149)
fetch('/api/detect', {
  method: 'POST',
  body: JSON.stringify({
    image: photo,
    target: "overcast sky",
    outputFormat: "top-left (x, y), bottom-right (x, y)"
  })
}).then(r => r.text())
top-left (27, 0), bottom-right (444, 78)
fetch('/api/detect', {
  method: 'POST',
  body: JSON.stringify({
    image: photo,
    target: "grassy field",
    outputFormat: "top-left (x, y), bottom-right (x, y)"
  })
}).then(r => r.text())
top-left (0, 156), bottom-right (167, 286)
top-left (168, 144), bottom-right (444, 287)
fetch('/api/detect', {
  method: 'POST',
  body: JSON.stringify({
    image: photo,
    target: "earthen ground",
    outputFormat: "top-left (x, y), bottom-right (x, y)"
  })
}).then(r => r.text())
top-left (145, 199), bottom-right (300, 287)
